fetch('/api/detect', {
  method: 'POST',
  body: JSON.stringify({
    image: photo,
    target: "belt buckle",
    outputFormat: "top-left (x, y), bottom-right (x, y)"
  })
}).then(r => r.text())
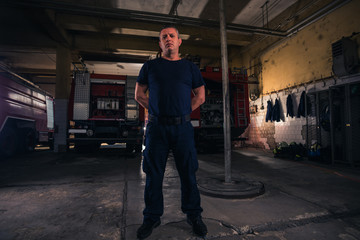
top-left (174, 117), bottom-right (180, 125)
top-left (168, 117), bottom-right (179, 125)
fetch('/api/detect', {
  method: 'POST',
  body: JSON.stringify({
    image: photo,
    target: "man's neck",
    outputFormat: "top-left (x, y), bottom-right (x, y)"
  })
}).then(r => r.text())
top-left (162, 52), bottom-right (181, 61)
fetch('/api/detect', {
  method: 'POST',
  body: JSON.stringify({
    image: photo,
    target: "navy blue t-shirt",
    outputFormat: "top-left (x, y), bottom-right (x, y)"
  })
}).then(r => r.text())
top-left (137, 58), bottom-right (204, 117)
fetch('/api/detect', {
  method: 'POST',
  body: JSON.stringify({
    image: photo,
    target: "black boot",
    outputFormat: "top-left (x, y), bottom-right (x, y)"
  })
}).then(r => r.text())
top-left (187, 215), bottom-right (208, 237)
top-left (137, 219), bottom-right (161, 239)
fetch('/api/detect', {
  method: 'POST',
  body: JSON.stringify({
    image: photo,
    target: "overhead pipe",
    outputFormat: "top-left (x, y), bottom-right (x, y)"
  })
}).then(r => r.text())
top-left (286, 0), bottom-right (351, 37)
top-left (241, 0), bottom-right (351, 60)
top-left (169, 0), bottom-right (182, 15)
top-left (1, 0), bottom-right (287, 37)
top-left (1, 0), bottom-right (350, 38)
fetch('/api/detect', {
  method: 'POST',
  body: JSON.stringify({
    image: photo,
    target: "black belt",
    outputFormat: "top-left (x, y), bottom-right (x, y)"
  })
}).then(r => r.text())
top-left (148, 114), bottom-right (191, 125)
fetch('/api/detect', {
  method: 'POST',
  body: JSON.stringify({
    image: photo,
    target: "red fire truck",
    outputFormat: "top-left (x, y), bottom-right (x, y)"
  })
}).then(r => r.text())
top-left (191, 67), bottom-right (249, 152)
top-left (67, 67), bottom-right (248, 153)
top-left (67, 72), bottom-right (145, 152)
top-left (0, 65), bottom-right (54, 158)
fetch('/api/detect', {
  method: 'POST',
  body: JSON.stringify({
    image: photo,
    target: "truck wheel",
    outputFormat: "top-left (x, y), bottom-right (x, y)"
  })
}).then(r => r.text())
top-left (22, 128), bottom-right (36, 152)
top-left (48, 139), bottom-right (54, 150)
top-left (74, 144), bottom-right (86, 153)
top-left (0, 128), bottom-right (18, 158)
top-left (196, 142), bottom-right (207, 154)
top-left (74, 143), bottom-right (100, 153)
top-left (126, 143), bottom-right (135, 153)
top-left (134, 144), bottom-right (142, 153)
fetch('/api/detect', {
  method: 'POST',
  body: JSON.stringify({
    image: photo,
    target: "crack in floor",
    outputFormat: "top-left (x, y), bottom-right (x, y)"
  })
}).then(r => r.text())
top-left (234, 208), bottom-right (360, 236)
top-left (135, 209), bottom-right (360, 239)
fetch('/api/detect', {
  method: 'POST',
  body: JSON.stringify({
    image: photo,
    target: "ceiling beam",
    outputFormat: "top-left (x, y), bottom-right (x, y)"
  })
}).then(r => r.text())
top-left (26, 8), bottom-right (71, 47)
top-left (0, 0), bottom-right (287, 37)
top-left (57, 15), bottom-right (253, 46)
top-left (0, 6), bottom-right (57, 48)
top-left (199, 0), bottom-right (251, 23)
top-left (72, 32), bottom-right (222, 58)
top-left (79, 52), bottom-right (150, 63)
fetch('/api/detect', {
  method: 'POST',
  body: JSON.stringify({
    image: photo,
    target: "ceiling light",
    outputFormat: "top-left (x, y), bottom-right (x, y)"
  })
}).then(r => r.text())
top-left (111, 28), bottom-right (190, 40)
top-left (114, 49), bottom-right (157, 57)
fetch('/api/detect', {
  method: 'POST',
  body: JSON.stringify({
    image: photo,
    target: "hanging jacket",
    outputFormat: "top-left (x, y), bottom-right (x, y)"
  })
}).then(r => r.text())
top-left (266, 100), bottom-right (273, 122)
top-left (297, 91), bottom-right (311, 117)
top-left (286, 94), bottom-right (294, 118)
top-left (297, 91), bottom-right (306, 117)
top-left (272, 98), bottom-right (281, 122)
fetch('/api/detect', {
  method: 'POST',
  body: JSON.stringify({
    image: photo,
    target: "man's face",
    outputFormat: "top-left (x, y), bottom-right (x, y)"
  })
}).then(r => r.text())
top-left (159, 28), bottom-right (182, 54)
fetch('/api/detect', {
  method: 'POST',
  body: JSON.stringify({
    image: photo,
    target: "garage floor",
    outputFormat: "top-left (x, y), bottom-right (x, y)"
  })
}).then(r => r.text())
top-left (1, 147), bottom-right (360, 240)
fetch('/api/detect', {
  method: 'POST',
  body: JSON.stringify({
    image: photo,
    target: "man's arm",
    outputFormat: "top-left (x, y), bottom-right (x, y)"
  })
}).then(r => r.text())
top-left (191, 85), bottom-right (205, 111)
top-left (135, 82), bottom-right (149, 109)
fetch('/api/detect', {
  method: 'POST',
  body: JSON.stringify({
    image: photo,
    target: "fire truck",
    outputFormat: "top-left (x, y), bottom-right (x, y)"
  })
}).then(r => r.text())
top-left (67, 67), bottom-right (248, 153)
top-left (0, 65), bottom-right (54, 158)
top-left (67, 72), bottom-right (145, 152)
top-left (191, 67), bottom-right (249, 152)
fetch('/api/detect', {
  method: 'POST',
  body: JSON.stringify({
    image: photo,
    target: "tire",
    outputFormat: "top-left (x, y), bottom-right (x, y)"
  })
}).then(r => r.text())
top-left (134, 144), bottom-right (142, 153)
top-left (22, 128), bottom-right (36, 152)
top-left (0, 128), bottom-right (18, 158)
top-left (196, 141), bottom-right (210, 154)
top-left (125, 143), bottom-right (134, 153)
top-left (48, 139), bottom-right (54, 150)
top-left (74, 143), bottom-right (100, 153)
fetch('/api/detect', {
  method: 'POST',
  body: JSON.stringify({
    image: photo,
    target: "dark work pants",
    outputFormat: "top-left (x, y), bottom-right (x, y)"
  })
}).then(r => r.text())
top-left (142, 121), bottom-right (203, 222)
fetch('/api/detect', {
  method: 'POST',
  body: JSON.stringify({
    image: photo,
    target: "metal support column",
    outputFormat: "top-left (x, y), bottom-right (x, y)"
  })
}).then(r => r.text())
top-left (345, 84), bottom-right (353, 166)
top-left (316, 92), bottom-right (321, 145)
top-left (329, 89), bottom-right (335, 165)
top-left (197, 0), bottom-right (265, 199)
top-left (54, 45), bottom-right (71, 152)
top-left (219, 0), bottom-right (231, 183)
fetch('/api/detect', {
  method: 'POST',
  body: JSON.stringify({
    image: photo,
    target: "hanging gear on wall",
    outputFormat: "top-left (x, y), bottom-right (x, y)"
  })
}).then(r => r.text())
top-left (272, 98), bottom-right (281, 122)
top-left (266, 99), bottom-right (273, 122)
top-left (297, 91), bottom-right (306, 117)
top-left (297, 91), bottom-right (311, 117)
top-left (286, 94), bottom-right (294, 118)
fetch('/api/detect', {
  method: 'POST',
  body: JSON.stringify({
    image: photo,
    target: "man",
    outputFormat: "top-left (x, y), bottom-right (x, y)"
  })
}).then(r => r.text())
top-left (135, 25), bottom-right (207, 239)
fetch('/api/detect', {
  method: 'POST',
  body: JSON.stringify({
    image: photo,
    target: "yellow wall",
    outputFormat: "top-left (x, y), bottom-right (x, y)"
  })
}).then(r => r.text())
top-left (233, 0), bottom-right (360, 94)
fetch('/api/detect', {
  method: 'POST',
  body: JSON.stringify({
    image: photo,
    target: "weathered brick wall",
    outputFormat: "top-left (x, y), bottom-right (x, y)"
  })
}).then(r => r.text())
top-left (242, 87), bottom-right (308, 150)
top-left (240, 76), bottom-right (356, 150)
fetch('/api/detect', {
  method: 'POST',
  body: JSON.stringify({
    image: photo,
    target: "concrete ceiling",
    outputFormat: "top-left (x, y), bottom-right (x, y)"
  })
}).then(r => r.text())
top-left (0, 0), bottom-right (346, 90)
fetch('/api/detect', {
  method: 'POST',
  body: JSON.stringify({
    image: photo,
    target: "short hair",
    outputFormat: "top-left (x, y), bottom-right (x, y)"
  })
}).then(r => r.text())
top-left (159, 25), bottom-right (180, 39)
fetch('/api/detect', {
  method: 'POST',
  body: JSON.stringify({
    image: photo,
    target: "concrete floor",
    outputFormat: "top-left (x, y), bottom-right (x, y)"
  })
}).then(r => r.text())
top-left (1, 147), bottom-right (360, 240)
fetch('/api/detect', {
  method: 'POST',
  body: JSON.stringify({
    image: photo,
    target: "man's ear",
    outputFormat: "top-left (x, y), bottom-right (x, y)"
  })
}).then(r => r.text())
top-left (179, 38), bottom-right (182, 46)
